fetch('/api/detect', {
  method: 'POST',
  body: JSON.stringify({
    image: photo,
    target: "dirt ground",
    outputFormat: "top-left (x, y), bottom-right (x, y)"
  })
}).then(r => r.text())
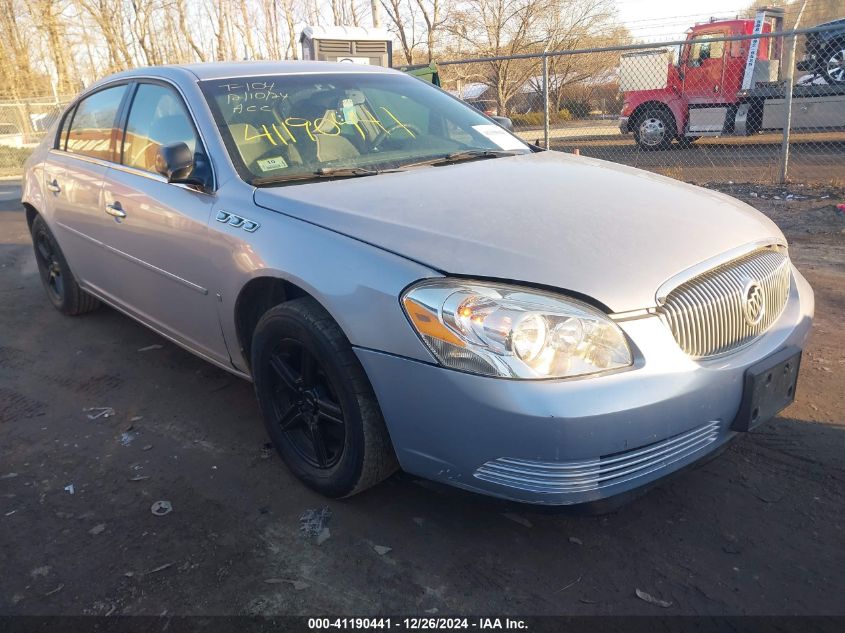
top-left (0, 179), bottom-right (843, 616)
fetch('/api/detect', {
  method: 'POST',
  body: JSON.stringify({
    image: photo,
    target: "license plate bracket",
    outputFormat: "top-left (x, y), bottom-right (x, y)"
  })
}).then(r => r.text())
top-left (732, 347), bottom-right (802, 432)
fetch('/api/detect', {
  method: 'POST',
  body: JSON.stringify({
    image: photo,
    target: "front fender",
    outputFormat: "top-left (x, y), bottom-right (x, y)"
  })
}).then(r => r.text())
top-left (626, 92), bottom-right (688, 135)
top-left (210, 183), bottom-right (440, 373)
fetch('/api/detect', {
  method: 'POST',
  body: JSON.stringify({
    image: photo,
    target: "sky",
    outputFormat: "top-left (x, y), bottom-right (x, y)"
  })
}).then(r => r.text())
top-left (615, 0), bottom-right (750, 42)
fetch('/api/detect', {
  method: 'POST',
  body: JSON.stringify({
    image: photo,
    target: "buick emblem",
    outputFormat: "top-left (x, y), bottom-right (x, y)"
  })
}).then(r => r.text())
top-left (742, 281), bottom-right (765, 326)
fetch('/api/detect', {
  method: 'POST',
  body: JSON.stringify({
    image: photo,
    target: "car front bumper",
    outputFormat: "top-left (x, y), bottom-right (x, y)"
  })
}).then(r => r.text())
top-left (356, 266), bottom-right (814, 506)
top-left (619, 116), bottom-right (630, 134)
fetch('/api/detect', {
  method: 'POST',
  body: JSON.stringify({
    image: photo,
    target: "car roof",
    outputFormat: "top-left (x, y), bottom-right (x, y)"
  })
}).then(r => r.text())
top-left (98, 60), bottom-right (397, 86)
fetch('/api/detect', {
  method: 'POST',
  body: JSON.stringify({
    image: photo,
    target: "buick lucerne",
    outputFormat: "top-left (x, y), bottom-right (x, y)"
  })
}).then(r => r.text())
top-left (22, 62), bottom-right (814, 505)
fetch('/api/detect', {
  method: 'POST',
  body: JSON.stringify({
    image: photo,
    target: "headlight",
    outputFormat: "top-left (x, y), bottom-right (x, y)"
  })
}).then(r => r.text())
top-left (401, 279), bottom-right (633, 379)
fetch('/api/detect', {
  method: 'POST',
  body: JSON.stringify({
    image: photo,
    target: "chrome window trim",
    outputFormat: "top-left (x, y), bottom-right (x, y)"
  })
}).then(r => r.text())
top-left (655, 238), bottom-right (787, 306)
top-left (50, 75), bottom-right (218, 193)
top-left (55, 103), bottom-right (76, 151)
top-left (197, 69), bottom-right (392, 82)
top-left (61, 81), bottom-right (130, 160)
top-left (45, 148), bottom-right (209, 196)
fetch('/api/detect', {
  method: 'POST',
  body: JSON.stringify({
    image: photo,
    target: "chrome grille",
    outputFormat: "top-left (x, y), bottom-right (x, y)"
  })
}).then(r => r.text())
top-left (657, 247), bottom-right (791, 358)
top-left (474, 421), bottom-right (721, 495)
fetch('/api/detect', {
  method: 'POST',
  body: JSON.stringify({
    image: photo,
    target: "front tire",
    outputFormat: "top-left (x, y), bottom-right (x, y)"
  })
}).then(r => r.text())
top-left (30, 215), bottom-right (100, 316)
top-left (251, 298), bottom-right (397, 497)
top-left (633, 108), bottom-right (675, 150)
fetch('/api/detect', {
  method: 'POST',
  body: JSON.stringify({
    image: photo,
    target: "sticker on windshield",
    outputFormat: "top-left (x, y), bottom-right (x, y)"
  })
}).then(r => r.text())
top-left (472, 124), bottom-right (525, 151)
top-left (256, 156), bottom-right (289, 172)
top-left (341, 99), bottom-right (358, 124)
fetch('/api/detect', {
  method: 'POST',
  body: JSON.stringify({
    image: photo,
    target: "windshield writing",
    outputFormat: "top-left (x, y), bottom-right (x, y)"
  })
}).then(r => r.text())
top-left (201, 73), bottom-right (528, 183)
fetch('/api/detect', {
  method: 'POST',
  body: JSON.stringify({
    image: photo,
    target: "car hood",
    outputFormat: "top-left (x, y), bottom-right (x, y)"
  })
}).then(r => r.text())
top-left (254, 151), bottom-right (785, 312)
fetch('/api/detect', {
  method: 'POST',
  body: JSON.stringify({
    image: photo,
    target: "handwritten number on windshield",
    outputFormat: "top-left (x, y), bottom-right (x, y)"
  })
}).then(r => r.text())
top-left (239, 107), bottom-right (415, 147)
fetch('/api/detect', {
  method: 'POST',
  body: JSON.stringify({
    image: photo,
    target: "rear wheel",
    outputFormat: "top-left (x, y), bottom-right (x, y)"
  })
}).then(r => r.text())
top-left (30, 215), bottom-right (99, 315)
top-left (633, 108), bottom-right (675, 150)
top-left (251, 298), bottom-right (397, 497)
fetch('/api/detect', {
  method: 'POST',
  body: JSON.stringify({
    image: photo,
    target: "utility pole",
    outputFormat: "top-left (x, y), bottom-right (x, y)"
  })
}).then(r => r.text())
top-left (779, 0), bottom-right (807, 184)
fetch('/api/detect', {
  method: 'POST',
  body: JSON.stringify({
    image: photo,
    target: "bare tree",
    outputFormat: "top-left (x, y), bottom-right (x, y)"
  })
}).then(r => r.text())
top-left (380, 0), bottom-right (418, 63)
top-left (282, 0), bottom-right (300, 59)
top-left (178, 1), bottom-right (210, 62)
top-left (347, 0), bottom-right (361, 26)
top-left (414, 0), bottom-right (446, 61)
top-left (0, 0), bottom-right (635, 119)
top-left (448, 0), bottom-right (553, 113)
top-left (24, 0), bottom-right (77, 92)
top-left (73, 0), bottom-right (135, 71)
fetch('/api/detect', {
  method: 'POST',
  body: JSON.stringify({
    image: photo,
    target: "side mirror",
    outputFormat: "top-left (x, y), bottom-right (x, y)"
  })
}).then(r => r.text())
top-left (156, 142), bottom-right (197, 183)
top-left (490, 115), bottom-right (514, 132)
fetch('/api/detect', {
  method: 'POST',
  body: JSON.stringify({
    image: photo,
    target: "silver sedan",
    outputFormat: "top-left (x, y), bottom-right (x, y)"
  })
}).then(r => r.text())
top-left (21, 62), bottom-right (814, 505)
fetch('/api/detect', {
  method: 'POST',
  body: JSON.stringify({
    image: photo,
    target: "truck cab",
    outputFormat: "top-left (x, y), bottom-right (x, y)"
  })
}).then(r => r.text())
top-left (620, 11), bottom-right (781, 149)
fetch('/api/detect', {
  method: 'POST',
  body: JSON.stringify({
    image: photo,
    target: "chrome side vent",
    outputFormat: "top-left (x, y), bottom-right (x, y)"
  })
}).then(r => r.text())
top-left (657, 247), bottom-right (791, 358)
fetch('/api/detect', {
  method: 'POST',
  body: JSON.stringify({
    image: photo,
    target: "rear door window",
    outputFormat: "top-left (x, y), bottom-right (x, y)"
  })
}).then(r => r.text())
top-left (56, 106), bottom-right (75, 150)
top-left (66, 85), bottom-right (128, 161)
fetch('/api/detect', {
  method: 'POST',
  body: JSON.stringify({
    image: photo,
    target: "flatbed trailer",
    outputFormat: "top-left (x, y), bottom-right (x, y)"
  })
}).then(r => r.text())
top-left (619, 8), bottom-right (845, 149)
top-left (734, 82), bottom-right (845, 134)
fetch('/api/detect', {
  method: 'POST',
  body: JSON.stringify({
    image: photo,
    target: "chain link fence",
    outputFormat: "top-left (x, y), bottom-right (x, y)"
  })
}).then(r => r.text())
top-left (2, 19), bottom-right (844, 186)
top-left (0, 97), bottom-right (71, 177)
top-left (439, 19), bottom-right (845, 187)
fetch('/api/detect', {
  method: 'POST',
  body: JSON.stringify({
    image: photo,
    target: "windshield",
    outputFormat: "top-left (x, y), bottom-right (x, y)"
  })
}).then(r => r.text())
top-left (199, 72), bottom-right (530, 184)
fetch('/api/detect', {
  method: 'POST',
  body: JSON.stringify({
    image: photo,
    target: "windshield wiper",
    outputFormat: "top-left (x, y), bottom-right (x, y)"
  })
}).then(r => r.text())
top-left (251, 150), bottom-right (523, 186)
top-left (401, 149), bottom-right (523, 169)
top-left (252, 166), bottom-right (385, 186)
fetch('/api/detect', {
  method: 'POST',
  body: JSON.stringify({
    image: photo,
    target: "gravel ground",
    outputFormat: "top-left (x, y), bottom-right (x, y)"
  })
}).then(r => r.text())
top-left (547, 137), bottom-right (845, 187)
top-left (1, 181), bottom-right (843, 616)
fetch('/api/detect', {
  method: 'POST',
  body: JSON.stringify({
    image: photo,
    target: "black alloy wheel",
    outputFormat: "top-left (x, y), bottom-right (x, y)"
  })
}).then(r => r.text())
top-left (30, 215), bottom-right (100, 315)
top-left (268, 339), bottom-right (346, 469)
top-left (34, 230), bottom-right (65, 304)
top-left (251, 297), bottom-right (397, 497)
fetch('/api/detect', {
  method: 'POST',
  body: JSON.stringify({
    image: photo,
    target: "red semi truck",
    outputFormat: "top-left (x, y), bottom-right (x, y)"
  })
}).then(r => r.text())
top-left (619, 8), bottom-right (845, 149)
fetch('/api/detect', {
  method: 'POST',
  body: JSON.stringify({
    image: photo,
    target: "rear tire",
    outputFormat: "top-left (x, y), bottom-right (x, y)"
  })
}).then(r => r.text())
top-left (30, 215), bottom-right (100, 316)
top-left (251, 297), bottom-right (397, 497)
top-left (633, 108), bottom-right (676, 151)
top-left (823, 43), bottom-right (845, 85)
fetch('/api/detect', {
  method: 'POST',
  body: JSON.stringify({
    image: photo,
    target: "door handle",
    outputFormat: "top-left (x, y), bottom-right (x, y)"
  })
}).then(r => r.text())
top-left (105, 202), bottom-right (126, 219)
top-left (47, 179), bottom-right (61, 194)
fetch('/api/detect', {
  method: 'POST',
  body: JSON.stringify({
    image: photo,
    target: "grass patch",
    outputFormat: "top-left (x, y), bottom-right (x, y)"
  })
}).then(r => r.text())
top-left (511, 109), bottom-right (572, 129)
